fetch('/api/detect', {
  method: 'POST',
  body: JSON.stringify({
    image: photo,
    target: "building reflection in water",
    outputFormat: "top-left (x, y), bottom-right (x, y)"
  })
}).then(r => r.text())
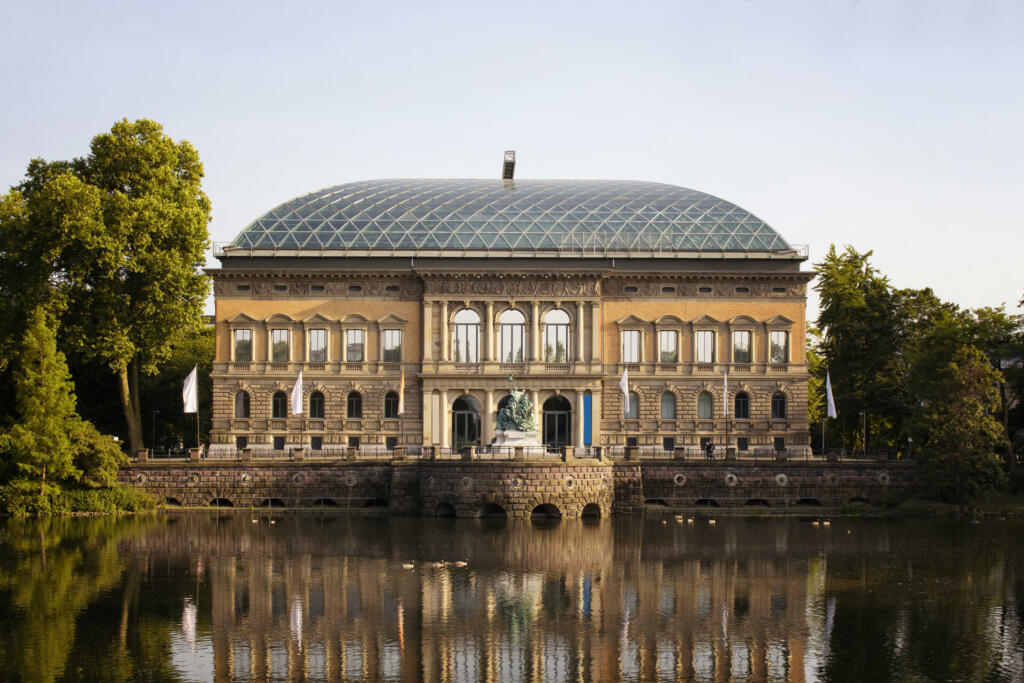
top-left (130, 515), bottom-right (869, 683)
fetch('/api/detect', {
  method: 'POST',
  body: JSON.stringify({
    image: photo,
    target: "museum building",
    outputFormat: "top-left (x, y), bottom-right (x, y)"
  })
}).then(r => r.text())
top-left (208, 158), bottom-right (813, 457)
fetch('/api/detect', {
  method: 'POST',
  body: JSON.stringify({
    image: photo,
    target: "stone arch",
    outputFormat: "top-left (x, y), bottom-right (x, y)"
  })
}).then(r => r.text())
top-left (265, 313), bottom-right (297, 324)
top-left (209, 498), bottom-right (234, 508)
top-left (538, 302), bottom-right (578, 325)
top-left (581, 502), bottom-right (602, 518)
top-left (435, 501), bottom-right (457, 518)
top-left (480, 502), bottom-right (508, 518)
top-left (531, 503), bottom-right (562, 519)
top-left (654, 314), bottom-right (684, 325)
top-left (340, 313), bottom-right (370, 323)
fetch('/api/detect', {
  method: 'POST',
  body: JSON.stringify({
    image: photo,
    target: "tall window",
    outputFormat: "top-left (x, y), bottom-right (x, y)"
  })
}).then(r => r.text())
top-left (697, 391), bottom-right (713, 419)
top-left (384, 391), bottom-right (399, 418)
top-left (660, 392), bottom-right (676, 419)
top-left (732, 330), bottom-right (752, 363)
top-left (309, 391), bottom-right (324, 419)
top-left (659, 330), bottom-right (678, 363)
top-left (272, 391), bottom-right (287, 418)
top-left (233, 329), bottom-right (252, 362)
top-left (625, 391), bottom-right (639, 419)
top-left (770, 331), bottom-right (790, 363)
top-left (622, 330), bottom-right (641, 363)
top-left (543, 309), bottom-right (571, 362)
top-left (234, 391), bottom-right (250, 418)
top-left (499, 309), bottom-right (526, 362)
top-left (347, 391), bottom-right (362, 419)
top-left (695, 331), bottom-right (715, 363)
top-left (271, 329), bottom-right (290, 362)
top-left (346, 329), bottom-right (364, 362)
top-left (734, 392), bottom-right (750, 419)
top-left (452, 309), bottom-right (480, 363)
top-left (382, 330), bottom-right (403, 362)
top-left (308, 329), bottom-right (326, 362)
top-left (771, 392), bottom-right (787, 419)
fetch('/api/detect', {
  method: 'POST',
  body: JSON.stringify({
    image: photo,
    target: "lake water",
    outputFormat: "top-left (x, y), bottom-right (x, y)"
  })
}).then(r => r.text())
top-left (1, 512), bottom-right (1022, 683)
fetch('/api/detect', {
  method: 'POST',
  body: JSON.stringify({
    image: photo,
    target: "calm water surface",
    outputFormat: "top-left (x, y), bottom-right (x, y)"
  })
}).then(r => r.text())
top-left (1, 513), bottom-right (1022, 683)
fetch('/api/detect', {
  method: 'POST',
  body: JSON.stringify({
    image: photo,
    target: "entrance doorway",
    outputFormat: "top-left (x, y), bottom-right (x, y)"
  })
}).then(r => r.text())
top-left (452, 395), bottom-right (480, 449)
top-left (543, 395), bottom-right (572, 450)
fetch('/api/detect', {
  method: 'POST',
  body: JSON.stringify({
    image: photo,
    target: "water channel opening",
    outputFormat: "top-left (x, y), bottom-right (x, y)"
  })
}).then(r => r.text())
top-left (363, 497), bottom-right (388, 508)
top-left (481, 503), bottom-right (507, 518)
top-left (165, 497), bottom-right (182, 507)
top-left (312, 498), bottom-right (339, 507)
top-left (531, 504), bottom-right (562, 519)
top-left (694, 499), bottom-right (720, 507)
top-left (645, 498), bottom-right (670, 507)
top-left (796, 498), bottom-right (823, 507)
top-left (581, 503), bottom-right (602, 518)
top-left (260, 498), bottom-right (287, 508)
top-left (436, 502), bottom-right (456, 518)
top-left (849, 496), bottom-right (870, 504)
top-left (745, 499), bottom-right (771, 507)
top-left (210, 498), bottom-right (233, 508)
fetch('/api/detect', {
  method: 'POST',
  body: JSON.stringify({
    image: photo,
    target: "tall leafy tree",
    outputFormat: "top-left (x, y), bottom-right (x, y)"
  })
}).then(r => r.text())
top-left (2, 119), bottom-right (211, 452)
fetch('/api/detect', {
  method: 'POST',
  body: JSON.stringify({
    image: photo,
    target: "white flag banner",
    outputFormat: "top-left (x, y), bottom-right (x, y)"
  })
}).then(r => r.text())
top-left (182, 365), bottom-right (198, 414)
top-left (397, 366), bottom-right (406, 416)
top-left (826, 370), bottom-right (837, 419)
top-left (291, 369), bottom-right (303, 415)
top-left (723, 368), bottom-right (728, 417)
top-left (619, 367), bottom-right (630, 415)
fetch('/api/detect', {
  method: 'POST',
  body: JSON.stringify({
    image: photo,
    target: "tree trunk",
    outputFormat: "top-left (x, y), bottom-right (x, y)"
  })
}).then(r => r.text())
top-left (118, 366), bottom-right (143, 453)
top-left (130, 355), bottom-right (143, 445)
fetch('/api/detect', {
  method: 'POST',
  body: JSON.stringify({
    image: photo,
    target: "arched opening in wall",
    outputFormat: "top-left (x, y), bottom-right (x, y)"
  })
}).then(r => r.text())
top-left (531, 503), bottom-right (562, 519)
top-left (312, 498), bottom-right (339, 507)
top-left (694, 499), bottom-right (720, 507)
top-left (581, 503), bottom-right (602, 518)
top-left (480, 502), bottom-right (507, 518)
top-left (435, 502), bottom-right (457, 518)
top-left (745, 498), bottom-right (771, 507)
top-left (644, 498), bottom-right (670, 507)
top-left (452, 395), bottom-right (481, 449)
top-left (210, 498), bottom-right (233, 508)
top-left (260, 498), bottom-right (287, 508)
top-left (164, 497), bottom-right (182, 507)
top-left (849, 496), bottom-right (870, 505)
top-left (796, 498), bottom-right (822, 507)
top-left (542, 395), bottom-right (572, 450)
top-left (363, 497), bottom-right (388, 508)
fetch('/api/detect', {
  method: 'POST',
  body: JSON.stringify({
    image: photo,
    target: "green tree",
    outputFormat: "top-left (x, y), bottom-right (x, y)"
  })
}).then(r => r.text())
top-left (140, 327), bottom-right (214, 449)
top-left (1, 309), bottom-right (82, 495)
top-left (2, 119), bottom-right (211, 452)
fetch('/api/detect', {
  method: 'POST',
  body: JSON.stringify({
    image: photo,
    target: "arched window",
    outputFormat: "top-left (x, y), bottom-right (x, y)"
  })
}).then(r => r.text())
top-left (625, 391), bottom-right (639, 419)
top-left (309, 391), bottom-right (324, 419)
top-left (384, 391), bottom-right (399, 418)
top-left (272, 391), bottom-right (287, 418)
top-left (734, 392), bottom-right (750, 419)
top-left (697, 391), bottom-right (713, 419)
top-left (234, 391), bottom-right (250, 418)
top-left (347, 391), bottom-right (362, 419)
top-left (452, 308), bottom-right (480, 363)
top-left (498, 309), bottom-right (526, 363)
top-left (771, 392), bottom-right (787, 419)
top-left (543, 309), bottom-right (571, 362)
top-left (660, 392), bottom-right (676, 419)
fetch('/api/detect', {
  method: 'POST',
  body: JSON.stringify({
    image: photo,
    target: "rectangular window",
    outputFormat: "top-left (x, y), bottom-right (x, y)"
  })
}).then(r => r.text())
top-left (622, 330), bottom-right (641, 363)
top-left (235, 435), bottom-right (248, 450)
top-left (663, 437), bottom-right (675, 452)
top-left (308, 329), bottom-right (326, 362)
top-left (385, 436), bottom-right (398, 451)
top-left (382, 329), bottom-right (403, 362)
top-left (348, 436), bottom-right (360, 448)
top-left (737, 437), bottom-right (749, 452)
top-left (732, 330), bottom-right (752, 363)
top-left (544, 323), bottom-right (571, 362)
top-left (271, 329), bottom-right (289, 362)
top-left (695, 330), bottom-right (715, 363)
top-left (500, 323), bottom-right (525, 362)
top-left (310, 436), bottom-right (322, 451)
top-left (233, 329), bottom-right (252, 362)
top-left (659, 330), bottom-right (678, 363)
top-left (346, 329), bottom-right (364, 362)
top-left (770, 331), bottom-right (790, 363)
top-left (273, 436), bottom-right (285, 451)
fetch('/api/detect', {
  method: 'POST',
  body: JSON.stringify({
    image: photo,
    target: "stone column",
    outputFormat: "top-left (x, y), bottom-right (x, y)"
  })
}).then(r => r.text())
top-left (422, 301), bottom-right (433, 361)
top-left (591, 301), bottom-right (601, 362)
top-left (440, 301), bottom-right (449, 361)
top-left (576, 301), bottom-right (585, 362)
top-left (485, 301), bottom-right (494, 362)
top-left (421, 391), bottom-right (432, 444)
top-left (483, 389), bottom-right (494, 444)
top-left (592, 389), bottom-right (602, 446)
top-left (531, 301), bottom-right (540, 361)
top-left (575, 390), bottom-right (585, 448)
top-left (440, 389), bottom-right (450, 448)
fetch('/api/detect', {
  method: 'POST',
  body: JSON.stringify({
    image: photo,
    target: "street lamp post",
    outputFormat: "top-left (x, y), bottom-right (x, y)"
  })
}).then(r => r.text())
top-left (908, 436), bottom-right (913, 460)
top-left (152, 409), bottom-right (160, 451)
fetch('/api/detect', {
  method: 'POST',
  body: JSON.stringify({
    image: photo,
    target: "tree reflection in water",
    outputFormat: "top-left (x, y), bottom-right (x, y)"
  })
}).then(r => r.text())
top-left (0, 514), bottom-right (1022, 682)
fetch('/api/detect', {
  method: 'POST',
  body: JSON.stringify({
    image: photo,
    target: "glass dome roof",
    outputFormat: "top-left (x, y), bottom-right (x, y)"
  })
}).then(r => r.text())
top-left (227, 179), bottom-right (790, 255)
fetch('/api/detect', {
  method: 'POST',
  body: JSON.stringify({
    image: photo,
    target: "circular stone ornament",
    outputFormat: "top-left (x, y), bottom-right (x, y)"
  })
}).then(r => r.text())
top-left (827, 473), bottom-right (840, 486)
top-left (188, 473), bottom-right (200, 484)
top-left (134, 474), bottom-right (147, 484)
top-left (345, 473), bottom-right (358, 487)
top-left (512, 476), bottom-right (524, 488)
top-left (462, 476), bottom-right (473, 489)
top-left (292, 473), bottom-right (306, 484)
top-left (775, 473), bottom-right (789, 487)
top-left (673, 473), bottom-right (687, 486)
top-left (240, 473), bottom-right (252, 485)
top-left (724, 473), bottom-right (738, 487)
top-left (878, 472), bottom-right (891, 486)
top-left (565, 476), bottom-right (576, 489)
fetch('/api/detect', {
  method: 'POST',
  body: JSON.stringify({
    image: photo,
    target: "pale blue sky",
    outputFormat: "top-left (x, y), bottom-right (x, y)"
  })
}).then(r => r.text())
top-left (2, 0), bottom-right (1021, 317)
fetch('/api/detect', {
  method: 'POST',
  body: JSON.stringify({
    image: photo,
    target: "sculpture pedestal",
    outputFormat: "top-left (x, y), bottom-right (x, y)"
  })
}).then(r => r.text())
top-left (493, 430), bottom-right (541, 448)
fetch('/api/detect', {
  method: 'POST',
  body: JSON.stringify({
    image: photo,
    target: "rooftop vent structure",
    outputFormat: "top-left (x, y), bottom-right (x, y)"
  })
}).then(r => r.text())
top-left (502, 150), bottom-right (516, 179)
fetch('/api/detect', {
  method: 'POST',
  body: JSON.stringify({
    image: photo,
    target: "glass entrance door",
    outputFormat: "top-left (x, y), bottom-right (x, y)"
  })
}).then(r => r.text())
top-left (542, 396), bottom-right (572, 450)
top-left (452, 396), bottom-right (480, 449)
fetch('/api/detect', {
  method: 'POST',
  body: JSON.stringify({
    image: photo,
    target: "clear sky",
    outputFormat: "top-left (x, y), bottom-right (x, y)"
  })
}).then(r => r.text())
top-left (2, 0), bottom-right (1021, 318)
